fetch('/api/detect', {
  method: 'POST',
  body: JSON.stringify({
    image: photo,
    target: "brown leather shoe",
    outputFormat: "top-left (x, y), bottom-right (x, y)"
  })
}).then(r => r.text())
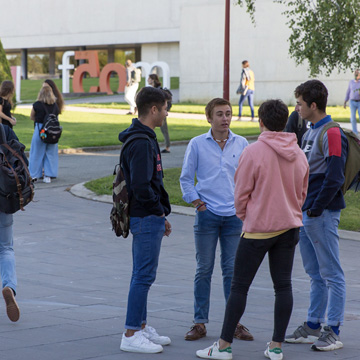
top-left (184, 324), bottom-right (207, 341)
top-left (234, 323), bottom-right (254, 341)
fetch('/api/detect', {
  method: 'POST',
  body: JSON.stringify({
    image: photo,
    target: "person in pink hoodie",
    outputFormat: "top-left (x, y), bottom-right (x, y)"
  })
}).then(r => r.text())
top-left (196, 99), bottom-right (309, 360)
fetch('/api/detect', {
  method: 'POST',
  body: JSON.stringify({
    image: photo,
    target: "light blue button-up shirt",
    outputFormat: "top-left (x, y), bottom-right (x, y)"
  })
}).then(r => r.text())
top-left (180, 129), bottom-right (249, 216)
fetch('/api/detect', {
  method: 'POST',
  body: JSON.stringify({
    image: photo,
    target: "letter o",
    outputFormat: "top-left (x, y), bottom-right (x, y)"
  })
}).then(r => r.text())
top-left (99, 63), bottom-right (127, 95)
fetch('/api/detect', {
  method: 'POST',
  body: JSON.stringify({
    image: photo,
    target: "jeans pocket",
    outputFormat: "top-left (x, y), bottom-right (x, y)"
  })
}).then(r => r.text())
top-left (130, 217), bottom-right (141, 235)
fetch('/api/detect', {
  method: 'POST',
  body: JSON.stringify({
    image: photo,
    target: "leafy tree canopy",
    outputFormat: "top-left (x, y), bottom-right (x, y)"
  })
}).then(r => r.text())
top-left (0, 39), bottom-right (13, 84)
top-left (236, 0), bottom-right (360, 77)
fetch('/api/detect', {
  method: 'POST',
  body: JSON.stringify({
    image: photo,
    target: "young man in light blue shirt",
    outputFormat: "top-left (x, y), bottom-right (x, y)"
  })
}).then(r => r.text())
top-left (180, 98), bottom-right (253, 342)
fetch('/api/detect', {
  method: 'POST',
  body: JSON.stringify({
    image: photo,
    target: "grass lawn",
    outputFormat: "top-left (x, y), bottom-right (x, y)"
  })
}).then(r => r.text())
top-left (85, 168), bottom-right (360, 232)
top-left (19, 77), bottom-right (179, 102)
top-left (13, 108), bottom-right (260, 151)
top-left (70, 102), bottom-right (352, 123)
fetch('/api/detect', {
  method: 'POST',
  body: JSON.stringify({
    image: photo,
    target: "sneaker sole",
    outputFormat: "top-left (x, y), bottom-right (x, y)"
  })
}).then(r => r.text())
top-left (2, 287), bottom-right (20, 322)
top-left (120, 344), bottom-right (163, 353)
top-left (285, 335), bottom-right (318, 344)
top-left (264, 348), bottom-right (283, 360)
top-left (195, 350), bottom-right (232, 360)
top-left (311, 341), bottom-right (343, 351)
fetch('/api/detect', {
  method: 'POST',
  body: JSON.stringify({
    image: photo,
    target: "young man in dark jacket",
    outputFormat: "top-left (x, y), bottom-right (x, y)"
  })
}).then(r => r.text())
top-left (118, 86), bottom-right (172, 354)
top-left (286, 80), bottom-right (348, 352)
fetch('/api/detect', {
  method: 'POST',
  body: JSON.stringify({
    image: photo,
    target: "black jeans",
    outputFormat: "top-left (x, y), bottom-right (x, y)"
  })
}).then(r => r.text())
top-left (220, 228), bottom-right (299, 343)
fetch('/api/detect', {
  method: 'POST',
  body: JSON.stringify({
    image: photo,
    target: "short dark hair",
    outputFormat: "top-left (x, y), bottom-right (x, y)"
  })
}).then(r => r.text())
top-left (205, 98), bottom-right (232, 119)
top-left (258, 99), bottom-right (289, 132)
top-left (294, 80), bottom-right (328, 112)
top-left (136, 87), bottom-right (166, 117)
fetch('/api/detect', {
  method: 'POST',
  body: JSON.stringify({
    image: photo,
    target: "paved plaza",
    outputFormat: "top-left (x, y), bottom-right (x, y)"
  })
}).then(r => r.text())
top-left (3, 103), bottom-right (360, 359)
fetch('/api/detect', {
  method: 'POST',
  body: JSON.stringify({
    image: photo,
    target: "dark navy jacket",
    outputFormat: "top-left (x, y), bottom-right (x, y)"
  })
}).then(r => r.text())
top-left (118, 118), bottom-right (171, 218)
top-left (3, 125), bottom-right (29, 165)
top-left (301, 115), bottom-right (348, 215)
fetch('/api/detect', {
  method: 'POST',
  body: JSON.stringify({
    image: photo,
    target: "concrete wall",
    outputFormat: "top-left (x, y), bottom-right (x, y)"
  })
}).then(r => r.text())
top-left (0, 0), bottom-right (180, 48)
top-left (0, 0), bottom-right (352, 104)
top-left (141, 43), bottom-right (180, 77)
top-left (179, 0), bottom-right (352, 105)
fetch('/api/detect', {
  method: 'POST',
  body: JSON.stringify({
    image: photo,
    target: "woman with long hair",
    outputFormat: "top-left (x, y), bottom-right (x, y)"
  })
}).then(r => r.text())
top-left (0, 81), bottom-right (17, 128)
top-left (43, 79), bottom-right (64, 114)
top-left (148, 74), bottom-right (172, 153)
top-left (29, 84), bottom-right (60, 183)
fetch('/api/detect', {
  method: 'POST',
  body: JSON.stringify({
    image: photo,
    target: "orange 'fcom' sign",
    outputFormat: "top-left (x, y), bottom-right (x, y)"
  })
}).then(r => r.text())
top-left (60, 50), bottom-right (126, 95)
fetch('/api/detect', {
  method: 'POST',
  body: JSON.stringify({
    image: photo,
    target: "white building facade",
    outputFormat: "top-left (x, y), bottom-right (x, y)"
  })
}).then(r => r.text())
top-left (0, 0), bottom-right (351, 105)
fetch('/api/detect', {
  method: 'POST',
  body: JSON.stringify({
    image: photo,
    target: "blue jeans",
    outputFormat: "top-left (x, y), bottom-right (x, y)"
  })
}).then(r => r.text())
top-left (238, 89), bottom-right (254, 118)
top-left (299, 210), bottom-right (345, 326)
top-left (193, 209), bottom-right (242, 323)
top-left (29, 123), bottom-right (59, 179)
top-left (349, 100), bottom-right (360, 134)
top-left (125, 215), bottom-right (165, 330)
top-left (0, 212), bottom-right (17, 293)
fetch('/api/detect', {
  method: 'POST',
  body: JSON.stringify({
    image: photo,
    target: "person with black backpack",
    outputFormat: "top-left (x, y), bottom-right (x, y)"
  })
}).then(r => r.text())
top-left (29, 83), bottom-right (60, 183)
top-left (118, 86), bottom-right (172, 354)
top-left (0, 124), bottom-right (27, 323)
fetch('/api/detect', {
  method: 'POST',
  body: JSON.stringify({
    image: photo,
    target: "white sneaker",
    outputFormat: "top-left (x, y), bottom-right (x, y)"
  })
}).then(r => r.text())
top-left (264, 342), bottom-right (283, 360)
top-left (196, 341), bottom-right (232, 359)
top-left (142, 325), bottom-right (171, 345)
top-left (43, 176), bottom-right (51, 183)
top-left (120, 331), bottom-right (163, 353)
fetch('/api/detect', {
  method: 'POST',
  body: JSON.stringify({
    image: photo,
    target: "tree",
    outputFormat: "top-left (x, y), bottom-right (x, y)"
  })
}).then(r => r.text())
top-left (235, 0), bottom-right (360, 77)
top-left (0, 39), bottom-right (13, 84)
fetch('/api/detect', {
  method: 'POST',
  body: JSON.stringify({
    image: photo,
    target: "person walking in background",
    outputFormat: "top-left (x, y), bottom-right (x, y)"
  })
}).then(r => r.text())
top-left (0, 124), bottom-right (27, 323)
top-left (344, 69), bottom-right (360, 134)
top-left (286, 80), bottom-right (348, 352)
top-left (284, 110), bottom-right (308, 147)
top-left (196, 99), bottom-right (309, 360)
top-left (148, 74), bottom-right (172, 153)
top-left (236, 60), bottom-right (255, 122)
top-left (180, 98), bottom-right (253, 343)
top-left (118, 87), bottom-right (172, 354)
top-left (29, 84), bottom-right (60, 183)
top-left (44, 79), bottom-right (65, 115)
top-left (124, 59), bottom-right (139, 115)
top-left (0, 81), bottom-right (17, 129)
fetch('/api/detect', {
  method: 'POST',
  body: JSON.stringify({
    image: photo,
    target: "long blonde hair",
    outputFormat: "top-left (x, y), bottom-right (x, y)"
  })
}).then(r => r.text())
top-left (37, 84), bottom-right (56, 105)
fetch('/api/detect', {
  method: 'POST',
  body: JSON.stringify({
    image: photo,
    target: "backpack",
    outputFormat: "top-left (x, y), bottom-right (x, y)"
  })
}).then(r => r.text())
top-left (236, 69), bottom-right (250, 95)
top-left (318, 122), bottom-right (360, 194)
top-left (131, 68), bottom-right (142, 83)
top-left (39, 103), bottom-right (62, 144)
top-left (110, 134), bottom-right (151, 237)
top-left (0, 124), bottom-right (34, 214)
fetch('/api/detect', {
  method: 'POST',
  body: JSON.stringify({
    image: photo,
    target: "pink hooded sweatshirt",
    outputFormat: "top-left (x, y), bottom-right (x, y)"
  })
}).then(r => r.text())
top-left (234, 131), bottom-right (309, 233)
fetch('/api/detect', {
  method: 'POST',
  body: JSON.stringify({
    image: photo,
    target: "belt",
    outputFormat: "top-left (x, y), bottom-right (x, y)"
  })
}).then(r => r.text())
top-left (352, 99), bottom-right (360, 102)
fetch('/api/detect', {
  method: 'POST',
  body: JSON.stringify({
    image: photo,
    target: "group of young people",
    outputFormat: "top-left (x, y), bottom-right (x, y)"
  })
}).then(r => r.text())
top-left (0, 71), bottom-right (350, 358)
top-left (118, 79), bottom-right (348, 360)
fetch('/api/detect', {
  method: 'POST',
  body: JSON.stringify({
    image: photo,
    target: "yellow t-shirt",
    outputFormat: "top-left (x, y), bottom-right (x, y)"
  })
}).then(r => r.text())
top-left (246, 69), bottom-right (255, 91)
top-left (242, 229), bottom-right (289, 239)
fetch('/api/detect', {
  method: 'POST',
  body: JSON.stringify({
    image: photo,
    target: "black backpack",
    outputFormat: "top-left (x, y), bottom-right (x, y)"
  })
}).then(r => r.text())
top-left (110, 134), bottom-right (151, 237)
top-left (39, 103), bottom-right (62, 144)
top-left (0, 124), bottom-right (34, 214)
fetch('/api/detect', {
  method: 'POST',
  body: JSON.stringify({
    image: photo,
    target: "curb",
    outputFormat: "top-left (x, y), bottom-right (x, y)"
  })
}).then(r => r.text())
top-left (70, 183), bottom-right (360, 241)
top-left (25, 136), bottom-right (260, 156)
top-left (70, 182), bottom-right (195, 217)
